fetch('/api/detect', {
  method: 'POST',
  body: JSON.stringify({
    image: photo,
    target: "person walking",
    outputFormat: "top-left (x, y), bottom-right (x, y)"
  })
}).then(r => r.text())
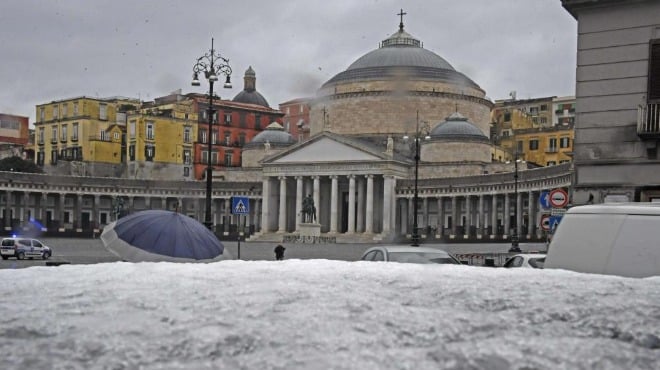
top-left (274, 244), bottom-right (286, 260)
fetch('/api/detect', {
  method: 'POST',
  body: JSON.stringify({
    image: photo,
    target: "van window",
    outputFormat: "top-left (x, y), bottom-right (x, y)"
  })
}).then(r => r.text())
top-left (1, 239), bottom-right (15, 246)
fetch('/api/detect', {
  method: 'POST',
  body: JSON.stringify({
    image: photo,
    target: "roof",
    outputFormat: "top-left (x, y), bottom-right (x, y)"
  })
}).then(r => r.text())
top-left (245, 122), bottom-right (295, 147)
top-left (430, 112), bottom-right (489, 142)
top-left (322, 24), bottom-right (480, 90)
top-left (567, 203), bottom-right (660, 215)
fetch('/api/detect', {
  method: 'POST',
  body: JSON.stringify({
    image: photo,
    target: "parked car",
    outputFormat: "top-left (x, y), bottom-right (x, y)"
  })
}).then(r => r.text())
top-left (0, 237), bottom-right (52, 260)
top-left (503, 254), bottom-right (546, 268)
top-left (360, 246), bottom-right (460, 264)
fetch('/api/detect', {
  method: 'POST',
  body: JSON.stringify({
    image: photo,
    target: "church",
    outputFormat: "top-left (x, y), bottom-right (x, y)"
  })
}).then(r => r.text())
top-left (231, 17), bottom-right (570, 243)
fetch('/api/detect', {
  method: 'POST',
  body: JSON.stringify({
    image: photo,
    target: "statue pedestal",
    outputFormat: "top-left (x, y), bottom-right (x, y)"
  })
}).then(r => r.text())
top-left (298, 223), bottom-right (321, 237)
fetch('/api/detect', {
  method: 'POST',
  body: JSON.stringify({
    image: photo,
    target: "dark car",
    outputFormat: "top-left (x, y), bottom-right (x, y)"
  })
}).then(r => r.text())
top-left (1, 237), bottom-right (52, 260)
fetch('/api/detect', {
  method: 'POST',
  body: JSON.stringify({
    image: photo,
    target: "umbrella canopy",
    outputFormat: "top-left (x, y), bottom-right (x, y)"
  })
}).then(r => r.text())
top-left (101, 210), bottom-right (230, 262)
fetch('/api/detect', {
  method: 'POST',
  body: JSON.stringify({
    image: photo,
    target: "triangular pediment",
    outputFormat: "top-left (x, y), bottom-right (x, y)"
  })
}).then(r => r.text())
top-left (271, 136), bottom-right (383, 163)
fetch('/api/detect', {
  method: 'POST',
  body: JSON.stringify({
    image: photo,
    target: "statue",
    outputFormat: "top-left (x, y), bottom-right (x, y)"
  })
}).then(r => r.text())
top-left (264, 140), bottom-right (271, 151)
top-left (301, 194), bottom-right (316, 223)
top-left (386, 136), bottom-right (394, 156)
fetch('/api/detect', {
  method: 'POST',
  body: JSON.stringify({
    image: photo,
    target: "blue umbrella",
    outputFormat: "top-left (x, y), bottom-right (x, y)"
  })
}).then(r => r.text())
top-left (101, 210), bottom-right (230, 262)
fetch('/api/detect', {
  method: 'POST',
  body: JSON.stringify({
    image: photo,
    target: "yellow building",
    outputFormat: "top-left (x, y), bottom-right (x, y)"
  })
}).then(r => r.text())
top-left (126, 93), bottom-right (198, 180)
top-left (35, 96), bottom-right (140, 176)
top-left (491, 96), bottom-right (575, 166)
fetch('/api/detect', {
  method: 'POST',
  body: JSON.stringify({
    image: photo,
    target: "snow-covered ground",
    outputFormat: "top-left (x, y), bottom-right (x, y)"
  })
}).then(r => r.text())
top-left (1, 260), bottom-right (658, 370)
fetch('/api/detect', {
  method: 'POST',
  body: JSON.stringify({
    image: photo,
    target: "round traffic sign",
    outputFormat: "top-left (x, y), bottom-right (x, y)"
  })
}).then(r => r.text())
top-left (549, 188), bottom-right (569, 208)
top-left (540, 214), bottom-right (551, 231)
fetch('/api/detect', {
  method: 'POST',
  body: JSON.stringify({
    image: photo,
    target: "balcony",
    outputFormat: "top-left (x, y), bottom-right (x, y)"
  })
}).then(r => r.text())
top-left (637, 103), bottom-right (660, 139)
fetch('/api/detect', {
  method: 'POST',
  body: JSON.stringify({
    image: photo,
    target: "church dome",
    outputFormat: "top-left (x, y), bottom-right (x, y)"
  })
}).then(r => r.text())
top-left (322, 25), bottom-right (479, 89)
top-left (430, 112), bottom-right (489, 142)
top-left (246, 122), bottom-right (295, 147)
top-left (233, 66), bottom-right (270, 107)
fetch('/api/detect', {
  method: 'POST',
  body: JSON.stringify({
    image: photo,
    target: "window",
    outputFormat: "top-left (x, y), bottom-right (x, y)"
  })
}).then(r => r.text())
top-left (99, 103), bottom-right (107, 120)
top-left (145, 145), bottom-right (155, 161)
top-left (529, 139), bottom-right (539, 150)
top-left (51, 126), bottom-right (58, 143)
top-left (530, 106), bottom-right (539, 115)
top-left (146, 122), bottom-right (154, 140)
top-left (286, 107), bottom-right (290, 115)
top-left (100, 130), bottom-right (109, 141)
top-left (200, 129), bottom-right (207, 144)
top-left (239, 112), bottom-right (246, 128)
top-left (560, 137), bottom-right (571, 148)
top-left (255, 114), bottom-right (261, 130)
top-left (201, 151), bottom-right (218, 164)
top-left (239, 132), bottom-right (246, 146)
top-left (129, 120), bottom-right (136, 139)
top-left (73, 102), bottom-right (79, 116)
top-left (548, 138), bottom-right (558, 152)
top-left (183, 167), bottom-right (190, 177)
top-left (546, 161), bottom-right (557, 166)
top-left (540, 104), bottom-right (547, 111)
top-left (40, 107), bottom-right (45, 122)
top-left (51, 149), bottom-right (58, 165)
top-left (129, 144), bottom-right (135, 161)
top-left (37, 151), bottom-right (45, 166)
top-left (53, 105), bottom-right (59, 119)
top-left (212, 130), bottom-right (218, 144)
top-left (300, 104), bottom-right (304, 113)
top-left (61, 124), bottom-right (67, 141)
top-left (559, 160), bottom-right (570, 164)
top-left (62, 104), bottom-right (68, 117)
top-left (183, 127), bottom-right (191, 143)
top-left (540, 117), bottom-right (547, 124)
top-left (183, 149), bottom-right (191, 165)
top-left (114, 132), bottom-right (120, 140)
top-left (38, 128), bottom-right (44, 144)
top-left (503, 112), bottom-right (511, 122)
top-left (225, 152), bottom-right (233, 166)
top-left (224, 112), bottom-right (232, 125)
top-left (72, 123), bottom-right (79, 141)
top-left (650, 39), bottom-right (660, 101)
top-left (224, 131), bottom-right (231, 145)
top-left (516, 140), bottom-right (523, 153)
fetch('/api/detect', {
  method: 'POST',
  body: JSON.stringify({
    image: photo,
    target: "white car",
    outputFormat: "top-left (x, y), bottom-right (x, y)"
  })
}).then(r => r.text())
top-left (0, 237), bottom-right (52, 260)
top-left (503, 254), bottom-right (546, 268)
top-left (360, 246), bottom-right (460, 264)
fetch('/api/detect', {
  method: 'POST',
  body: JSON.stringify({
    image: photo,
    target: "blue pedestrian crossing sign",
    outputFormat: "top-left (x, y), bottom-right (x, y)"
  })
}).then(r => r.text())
top-left (549, 215), bottom-right (563, 233)
top-left (231, 196), bottom-right (250, 215)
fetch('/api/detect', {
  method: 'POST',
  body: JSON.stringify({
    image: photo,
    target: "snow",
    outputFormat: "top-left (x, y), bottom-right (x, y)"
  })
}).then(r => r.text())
top-left (1, 260), bottom-right (658, 369)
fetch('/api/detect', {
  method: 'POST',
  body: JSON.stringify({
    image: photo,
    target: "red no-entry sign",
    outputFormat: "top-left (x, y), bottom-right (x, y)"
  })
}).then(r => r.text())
top-left (549, 188), bottom-right (569, 208)
top-left (540, 214), bottom-right (551, 231)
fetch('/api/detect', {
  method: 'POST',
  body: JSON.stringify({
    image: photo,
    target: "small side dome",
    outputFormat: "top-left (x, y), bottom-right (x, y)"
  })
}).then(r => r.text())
top-left (430, 112), bottom-right (489, 142)
top-left (246, 122), bottom-right (295, 147)
top-left (232, 66), bottom-right (270, 107)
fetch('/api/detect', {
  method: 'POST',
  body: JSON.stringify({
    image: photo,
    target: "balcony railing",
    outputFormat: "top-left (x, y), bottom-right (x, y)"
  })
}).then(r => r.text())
top-left (637, 103), bottom-right (660, 139)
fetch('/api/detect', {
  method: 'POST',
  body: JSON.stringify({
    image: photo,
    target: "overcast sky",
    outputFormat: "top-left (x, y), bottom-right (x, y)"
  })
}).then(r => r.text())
top-left (0, 0), bottom-right (576, 123)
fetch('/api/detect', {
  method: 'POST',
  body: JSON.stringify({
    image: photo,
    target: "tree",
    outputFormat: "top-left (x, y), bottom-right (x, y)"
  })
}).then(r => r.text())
top-left (0, 156), bottom-right (42, 173)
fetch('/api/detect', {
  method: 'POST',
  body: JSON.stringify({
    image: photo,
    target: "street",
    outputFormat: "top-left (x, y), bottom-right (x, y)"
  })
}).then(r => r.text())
top-left (0, 237), bottom-right (547, 269)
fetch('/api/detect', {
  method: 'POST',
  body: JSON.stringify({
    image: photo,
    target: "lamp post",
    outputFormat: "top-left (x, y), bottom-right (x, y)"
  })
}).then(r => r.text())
top-left (191, 38), bottom-right (232, 231)
top-left (404, 112), bottom-right (430, 246)
top-left (510, 151), bottom-right (523, 252)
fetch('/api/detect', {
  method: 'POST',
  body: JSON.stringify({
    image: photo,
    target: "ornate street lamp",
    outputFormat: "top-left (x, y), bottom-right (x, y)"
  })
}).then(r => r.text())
top-left (509, 151), bottom-right (524, 252)
top-left (191, 38), bottom-right (232, 231)
top-left (403, 112), bottom-right (431, 246)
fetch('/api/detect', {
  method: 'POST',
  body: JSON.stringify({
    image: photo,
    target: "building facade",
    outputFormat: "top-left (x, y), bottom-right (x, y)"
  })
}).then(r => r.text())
top-left (0, 113), bottom-right (29, 159)
top-left (563, 0), bottom-right (660, 203)
top-left (279, 98), bottom-right (311, 142)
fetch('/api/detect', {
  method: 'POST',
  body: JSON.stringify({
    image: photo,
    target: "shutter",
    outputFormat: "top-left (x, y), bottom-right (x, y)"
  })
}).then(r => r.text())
top-left (649, 41), bottom-right (660, 101)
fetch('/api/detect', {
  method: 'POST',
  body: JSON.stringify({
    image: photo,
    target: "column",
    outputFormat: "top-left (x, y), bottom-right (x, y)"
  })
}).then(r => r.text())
top-left (478, 194), bottom-right (485, 237)
top-left (223, 198), bottom-right (230, 233)
top-left (451, 196), bottom-right (458, 236)
top-left (93, 195), bottom-right (100, 230)
top-left (382, 176), bottom-right (393, 233)
top-left (516, 192), bottom-right (523, 239)
top-left (365, 175), bottom-right (374, 233)
top-left (527, 191), bottom-right (535, 238)
top-left (401, 198), bottom-right (409, 235)
top-left (504, 193), bottom-right (510, 237)
top-left (357, 176), bottom-right (365, 233)
top-left (313, 176), bottom-right (320, 224)
top-left (128, 196), bottom-right (135, 213)
top-left (464, 195), bottom-right (472, 237)
top-left (75, 194), bottom-right (83, 230)
top-left (58, 193), bottom-right (65, 229)
top-left (347, 175), bottom-right (356, 233)
top-left (437, 197), bottom-right (444, 236)
top-left (35, 192), bottom-right (43, 223)
top-left (22, 192), bottom-right (29, 222)
top-left (491, 194), bottom-right (498, 238)
top-left (40, 193), bottom-right (48, 224)
top-left (295, 176), bottom-right (303, 229)
top-left (330, 175), bottom-right (339, 232)
top-left (161, 197), bottom-right (167, 210)
top-left (261, 177), bottom-right (270, 232)
top-left (278, 176), bottom-right (287, 233)
top-left (422, 197), bottom-right (428, 236)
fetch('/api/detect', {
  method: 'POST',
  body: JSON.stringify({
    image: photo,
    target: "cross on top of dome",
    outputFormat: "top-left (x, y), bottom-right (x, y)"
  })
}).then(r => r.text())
top-left (381, 9), bottom-right (421, 48)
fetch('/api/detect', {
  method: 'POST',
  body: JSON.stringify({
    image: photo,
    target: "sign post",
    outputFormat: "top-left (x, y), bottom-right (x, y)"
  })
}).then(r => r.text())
top-left (231, 196), bottom-right (250, 260)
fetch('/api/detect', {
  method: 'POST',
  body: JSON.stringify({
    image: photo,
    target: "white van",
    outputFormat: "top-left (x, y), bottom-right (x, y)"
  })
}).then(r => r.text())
top-left (545, 203), bottom-right (660, 278)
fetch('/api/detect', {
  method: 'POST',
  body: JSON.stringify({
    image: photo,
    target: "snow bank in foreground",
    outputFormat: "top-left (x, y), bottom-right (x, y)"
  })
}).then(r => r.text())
top-left (0, 260), bottom-right (658, 370)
